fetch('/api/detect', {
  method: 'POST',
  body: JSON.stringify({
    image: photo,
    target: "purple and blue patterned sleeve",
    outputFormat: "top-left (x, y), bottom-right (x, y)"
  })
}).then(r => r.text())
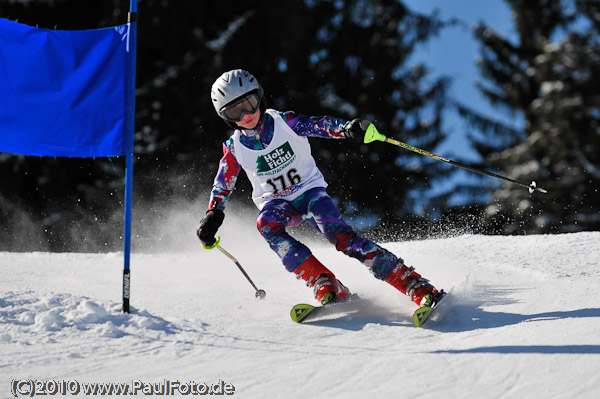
top-left (207, 137), bottom-right (241, 212)
top-left (280, 111), bottom-right (349, 139)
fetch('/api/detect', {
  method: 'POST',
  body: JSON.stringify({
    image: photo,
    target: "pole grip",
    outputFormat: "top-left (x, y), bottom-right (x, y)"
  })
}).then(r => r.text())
top-left (201, 236), bottom-right (221, 250)
top-left (363, 123), bottom-right (387, 144)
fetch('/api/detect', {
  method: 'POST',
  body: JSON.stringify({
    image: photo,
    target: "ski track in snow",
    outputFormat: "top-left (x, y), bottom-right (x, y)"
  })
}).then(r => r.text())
top-left (1, 232), bottom-right (599, 398)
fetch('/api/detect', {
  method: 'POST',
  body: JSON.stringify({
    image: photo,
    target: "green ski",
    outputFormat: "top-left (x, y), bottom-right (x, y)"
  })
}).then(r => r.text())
top-left (413, 290), bottom-right (447, 327)
top-left (291, 294), bottom-right (361, 323)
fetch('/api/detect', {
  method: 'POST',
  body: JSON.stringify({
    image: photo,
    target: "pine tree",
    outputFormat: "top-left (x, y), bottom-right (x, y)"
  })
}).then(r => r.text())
top-left (462, 0), bottom-right (600, 234)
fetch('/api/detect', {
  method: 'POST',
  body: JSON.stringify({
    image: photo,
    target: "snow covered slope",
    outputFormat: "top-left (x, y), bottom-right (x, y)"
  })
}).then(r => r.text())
top-left (1, 232), bottom-right (599, 398)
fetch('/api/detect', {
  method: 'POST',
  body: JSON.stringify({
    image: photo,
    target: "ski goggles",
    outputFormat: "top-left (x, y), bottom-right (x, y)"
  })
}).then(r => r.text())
top-left (219, 93), bottom-right (261, 122)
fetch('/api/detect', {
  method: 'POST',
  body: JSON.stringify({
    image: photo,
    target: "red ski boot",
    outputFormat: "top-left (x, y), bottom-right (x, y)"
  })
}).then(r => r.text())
top-left (293, 255), bottom-right (350, 305)
top-left (385, 261), bottom-right (438, 306)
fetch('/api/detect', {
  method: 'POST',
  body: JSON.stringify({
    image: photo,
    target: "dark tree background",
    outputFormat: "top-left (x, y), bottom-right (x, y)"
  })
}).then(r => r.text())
top-left (1, 0), bottom-right (598, 252)
top-left (455, 0), bottom-right (600, 234)
top-left (0, 0), bottom-right (454, 251)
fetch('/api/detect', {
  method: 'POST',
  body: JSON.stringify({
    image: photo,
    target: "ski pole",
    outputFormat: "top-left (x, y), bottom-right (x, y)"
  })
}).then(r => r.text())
top-left (364, 124), bottom-right (547, 194)
top-left (201, 237), bottom-right (266, 299)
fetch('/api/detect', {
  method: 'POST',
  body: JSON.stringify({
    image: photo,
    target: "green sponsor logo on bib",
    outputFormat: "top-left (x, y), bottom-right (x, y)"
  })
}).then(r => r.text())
top-left (256, 142), bottom-right (296, 175)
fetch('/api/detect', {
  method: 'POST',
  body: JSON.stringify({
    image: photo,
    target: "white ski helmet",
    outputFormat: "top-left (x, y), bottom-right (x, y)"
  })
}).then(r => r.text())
top-left (211, 69), bottom-right (264, 125)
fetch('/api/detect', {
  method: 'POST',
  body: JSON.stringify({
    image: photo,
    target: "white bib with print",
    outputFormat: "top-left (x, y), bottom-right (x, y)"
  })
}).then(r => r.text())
top-left (233, 109), bottom-right (327, 210)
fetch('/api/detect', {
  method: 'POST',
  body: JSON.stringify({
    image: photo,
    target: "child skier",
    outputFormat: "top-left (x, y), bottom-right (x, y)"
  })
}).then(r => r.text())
top-left (198, 69), bottom-right (440, 308)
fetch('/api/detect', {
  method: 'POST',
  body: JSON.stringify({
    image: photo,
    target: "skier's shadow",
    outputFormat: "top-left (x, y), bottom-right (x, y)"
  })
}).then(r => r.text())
top-left (303, 314), bottom-right (413, 330)
top-left (434, 344), bottom-right (600, 355)
top-left (305, 304), bottom-right (600, 355)
top-left (300, 300), bottom-right (417, 330)
top-left (304, 300), bottom-right (600, 335)
top-left (436, 303), bottom-right (600, 332)
top-left (431, 303), bottom-right (600, 355)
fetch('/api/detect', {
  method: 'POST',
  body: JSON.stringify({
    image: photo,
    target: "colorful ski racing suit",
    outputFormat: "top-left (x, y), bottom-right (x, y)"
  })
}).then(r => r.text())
top-left (208, 108), bottom-right (402, 282)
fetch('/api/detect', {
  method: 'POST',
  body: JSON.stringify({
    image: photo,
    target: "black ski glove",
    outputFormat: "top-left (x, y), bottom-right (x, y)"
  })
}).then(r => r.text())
top-left (197, 209), bottom-right (225, 247)
top-left (342, 118), bottom-right (372, 143)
